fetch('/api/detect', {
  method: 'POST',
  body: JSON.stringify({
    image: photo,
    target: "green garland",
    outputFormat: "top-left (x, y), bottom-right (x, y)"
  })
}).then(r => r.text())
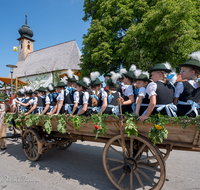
top-left (4, 112), bottom-right (200, 145)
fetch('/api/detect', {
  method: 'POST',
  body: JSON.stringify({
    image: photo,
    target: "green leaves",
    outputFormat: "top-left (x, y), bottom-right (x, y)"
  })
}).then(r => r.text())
top-left (125, 118), bottom-right (138, 137)
top-left (56, 114), bottom-right (67, 134)
top-left (149, 125), bottom-right (169, 145)
top-left (82, 0), bottom-right (200, 73)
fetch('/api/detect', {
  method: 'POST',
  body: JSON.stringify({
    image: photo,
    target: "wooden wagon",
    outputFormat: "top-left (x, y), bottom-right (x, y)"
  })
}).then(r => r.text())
top-left (14, 112), bottom-right (200, 190)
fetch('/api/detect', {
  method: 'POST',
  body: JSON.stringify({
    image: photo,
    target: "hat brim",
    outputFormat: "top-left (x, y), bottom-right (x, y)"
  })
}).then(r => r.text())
top-left (136, 78), bottom-right (151, 83)
top-left (178, 63), bottom-right (200, 70)
top-left (76, 81), bottom-right (87, 89)
top-left (148, 68), bottom-right (171, 73)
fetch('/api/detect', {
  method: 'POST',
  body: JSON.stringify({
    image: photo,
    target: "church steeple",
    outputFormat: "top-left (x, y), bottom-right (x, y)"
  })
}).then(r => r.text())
top-left (17, 14), bottom-right (35, 62)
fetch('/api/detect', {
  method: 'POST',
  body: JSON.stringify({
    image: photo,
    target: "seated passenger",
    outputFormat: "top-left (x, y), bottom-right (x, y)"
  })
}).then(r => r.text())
top-left (174, 50), bottom-right (200, 117)
top-left (11, 89), bottom-right (25, 113)
top-left (51, 82), bottom-right (66, 115)
top-left (86, 71), bottom-right (107, 116)
top-left (15, 87), bottom-right (37, 115)
top-left (104, 73), bottom-right (122, 115)
top-left (64, 69), bottom-right (77, 114)
top-left (138, 63), bottom-right (176, 122)
top-left (133, 72), bottom-right (151, 116)
top-left (120, 65), bottom-right (136, 114)
top-left (35, 87), bottom-right (50, 115)
top-left (71, 77), bottom-right (90, 116)
top-left (46, 83), bottom-right (58, 114)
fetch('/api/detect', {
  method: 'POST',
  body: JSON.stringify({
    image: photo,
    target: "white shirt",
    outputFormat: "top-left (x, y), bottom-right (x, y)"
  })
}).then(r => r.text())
top-left (138, 87), bottom-right (146, 98)
top-left (73, 91), bottom-right (79, 103)
top-left (83, 92), bottom-right (89, 104)
top-left (29, 97), bottom-right (38, 106)
top-left (57, 90), bottom-right (64, 101)
top-left (146, 82), bottom-right (158, 98)
top-left (91, 90), bottom-right (107, 100)
top-left (121, 85), bottom-right (134, 97)
top-left (12, 97), bottom-right (23, 105)
top-left (175, 80), bottom-right (198, 98)
top-left (45, 96), bottom-right (50, 104)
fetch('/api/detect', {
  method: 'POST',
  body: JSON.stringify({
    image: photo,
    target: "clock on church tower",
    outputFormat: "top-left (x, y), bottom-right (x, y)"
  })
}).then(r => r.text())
top-left (17, 14), bottom-right (35, 62)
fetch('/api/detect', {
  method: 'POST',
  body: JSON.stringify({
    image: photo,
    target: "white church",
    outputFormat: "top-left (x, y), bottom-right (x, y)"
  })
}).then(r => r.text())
top-left (9, 15), bottom-right (81, 89)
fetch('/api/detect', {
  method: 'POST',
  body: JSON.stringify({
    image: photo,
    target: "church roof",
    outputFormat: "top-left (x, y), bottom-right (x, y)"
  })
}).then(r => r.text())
top-left (11, 40), bottom-right (81, 78)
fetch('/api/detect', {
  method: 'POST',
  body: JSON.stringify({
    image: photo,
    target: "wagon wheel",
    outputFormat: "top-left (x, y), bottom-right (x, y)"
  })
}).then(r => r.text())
top-left (22, 128), bottom-right (41, 162)
top-left (142, 145), bottom-right (171, 167)
top-left (59, 141), bottom-right (72, 150)
top-left (102, 134), bottom-right (166, 190)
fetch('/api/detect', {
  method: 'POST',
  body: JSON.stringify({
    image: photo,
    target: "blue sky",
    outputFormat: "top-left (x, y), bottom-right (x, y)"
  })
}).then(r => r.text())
top-left (0, 0), bottom-right (90, 77)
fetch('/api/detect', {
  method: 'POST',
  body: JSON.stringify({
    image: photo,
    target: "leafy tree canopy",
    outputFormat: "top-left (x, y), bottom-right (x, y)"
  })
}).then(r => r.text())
top-left (80, 0), bottom-right (200, 75)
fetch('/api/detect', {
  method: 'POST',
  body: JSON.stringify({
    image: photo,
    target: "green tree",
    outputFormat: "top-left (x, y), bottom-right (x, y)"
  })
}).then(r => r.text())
top-left (81, 0), bottom-right (200, 74)
top-left (120, 0), bottom-right (200, 70)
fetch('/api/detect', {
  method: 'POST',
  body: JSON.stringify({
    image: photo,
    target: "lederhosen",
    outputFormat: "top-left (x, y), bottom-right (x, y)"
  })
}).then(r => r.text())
top-left (141, 81), bottom-right (175, 116)
top-left (34, 97), bottom-right (46, 114)
top-left (47, 94), bottom-right (57, 113)
top-left (177, 81), bottom-right (200, 117)
top-left (122, 85), bottom-right (135, 114)
top-left (104, 91), bottom-right (119, 115)
top-left (61, 89), bottom-right (76, 114)
top-left (85, 90), bottom-right (102, 116)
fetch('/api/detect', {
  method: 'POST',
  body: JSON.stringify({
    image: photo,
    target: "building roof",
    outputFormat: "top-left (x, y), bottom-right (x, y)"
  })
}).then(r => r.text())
top-left (11, 40), bottom-right (81, 78)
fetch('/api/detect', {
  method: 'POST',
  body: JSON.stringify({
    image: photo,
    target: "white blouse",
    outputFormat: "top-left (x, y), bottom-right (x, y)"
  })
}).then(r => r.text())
top-left (29, 97), bottom-right (38, 106)
top-left (138, 87), bottom-right (146, 98)
top-left (83, 92), bottom-right (89, 104)
top-left (146, 82), bottom-right (157, 98)
top-left (45, 96), bottom-right (50, 105)
top-left (121, 85), bottom-right (134, 97)
top-left (91, 90), bottom-right (107, 100)
top-left (175, 80), bottom-right (198, 98)
top-left (73, 91), bottom-right (79, 103)
top-left (57, 90), bottom-right (64, 101)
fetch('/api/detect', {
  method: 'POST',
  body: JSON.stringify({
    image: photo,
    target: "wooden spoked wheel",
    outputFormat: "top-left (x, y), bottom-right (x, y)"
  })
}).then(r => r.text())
top-left (143, 145), bottom-right (171, 167)
top-left (102, 134), bottom-right (166, 190)
top-left (22, 128), bottom-right (41, 162)
top-left (59, 141), bottom-right (72, 150)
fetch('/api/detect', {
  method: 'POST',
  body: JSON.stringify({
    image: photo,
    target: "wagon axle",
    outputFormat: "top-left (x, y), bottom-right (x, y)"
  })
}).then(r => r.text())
top-left (123, 158), bottom-right (137, 174)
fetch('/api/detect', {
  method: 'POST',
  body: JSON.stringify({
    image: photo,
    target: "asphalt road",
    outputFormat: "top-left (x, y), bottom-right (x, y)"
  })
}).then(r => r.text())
top-left (0, 132), bottom-right (200, 190)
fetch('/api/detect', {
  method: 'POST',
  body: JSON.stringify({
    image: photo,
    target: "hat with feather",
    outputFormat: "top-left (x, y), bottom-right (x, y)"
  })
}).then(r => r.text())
top-left (55, 82), bottom-right (66, 88)
top-left (123, 64), bottom-right (136, 80)
top-left (25, 86), bottom-right (33, 94)
top-left (178, 50), bottom-right (200, 70)
top-left (37, 87), bottom-right (46, 92)
top-left (119, 68), bottom-right (127, 78)
top-left (16, 89), bottom-right (25, 96)
top-left (104, 73), bottom-right (112, 78)
top-left (90, 71), bottom-right (102, 85)
top-left (77, 77), bottom-right (90, 89)
top-left (148, 62), bottom-right (172, 73)
top-left (106, 73), bottom-right (122, 88)
top-left (136, 71), bottom-right (151, 83)
top-left (66, 69), bottom-right (77, 82)
top-left (47, 83), bottom-right (56, 92)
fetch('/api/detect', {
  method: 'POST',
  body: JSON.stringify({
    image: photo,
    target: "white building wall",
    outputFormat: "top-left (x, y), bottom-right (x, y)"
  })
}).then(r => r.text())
top-left (19, 72), bottom-right (53, 90)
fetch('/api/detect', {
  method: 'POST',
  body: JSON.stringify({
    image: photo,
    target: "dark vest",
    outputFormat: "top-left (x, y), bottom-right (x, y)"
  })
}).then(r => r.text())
top-left (35, 96), bottom-right (46, 114)
top-left (64, 89), bottom-right (75, 104)
top-left (177, 81), bottom-right (200, 117)
top-left (22, 98), bottom-right (32, 113)
top-left (122, 85), bottom-right (134, 114)
top-left (140, 82), bottom-right (174, 116)
top-left (88, 91), bottom-right (103, 107)
top-left (104, 91), bottom-right (119, 114)
top-left (155, 81), bottom-right (174, 104)
top-left (47, 94), bottom-right (57, 113)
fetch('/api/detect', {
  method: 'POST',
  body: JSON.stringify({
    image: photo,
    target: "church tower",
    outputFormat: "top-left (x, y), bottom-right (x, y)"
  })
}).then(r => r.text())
top-left (17, 14), bottom-right (35, 62)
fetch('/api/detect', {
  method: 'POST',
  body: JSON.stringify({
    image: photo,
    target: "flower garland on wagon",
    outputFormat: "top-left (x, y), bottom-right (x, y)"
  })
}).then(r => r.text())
top-left (4, 112), bottom-right (200, 145)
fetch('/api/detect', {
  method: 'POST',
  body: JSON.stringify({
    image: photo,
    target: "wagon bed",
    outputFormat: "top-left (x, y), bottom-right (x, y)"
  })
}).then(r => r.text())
top-left (17, 114), bottom-right (200, 190)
